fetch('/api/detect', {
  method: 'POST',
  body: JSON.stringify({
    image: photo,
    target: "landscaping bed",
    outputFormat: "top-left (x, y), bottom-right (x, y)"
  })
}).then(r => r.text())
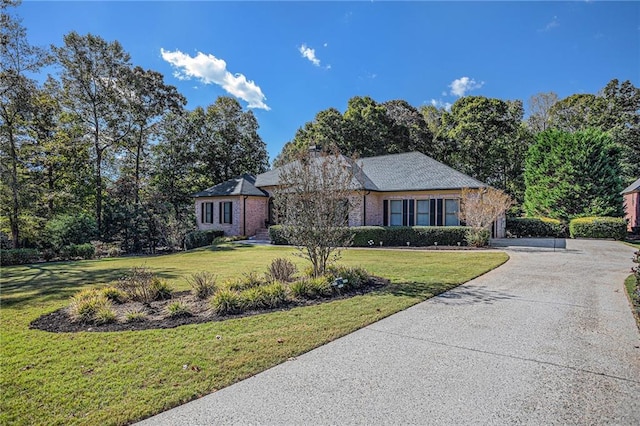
top-left (31, 276), bottom-right (389, 333)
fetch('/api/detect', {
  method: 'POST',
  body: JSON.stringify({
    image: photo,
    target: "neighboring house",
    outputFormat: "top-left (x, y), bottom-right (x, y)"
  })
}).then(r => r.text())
top-left (622, 177), bottom-right (640, 233)
top-left (193, 151), bottom-right (506, 239)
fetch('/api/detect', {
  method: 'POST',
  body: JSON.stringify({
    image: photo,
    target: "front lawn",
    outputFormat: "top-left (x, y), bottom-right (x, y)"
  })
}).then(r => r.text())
top-left (1, 244), bottom-right (508, 425)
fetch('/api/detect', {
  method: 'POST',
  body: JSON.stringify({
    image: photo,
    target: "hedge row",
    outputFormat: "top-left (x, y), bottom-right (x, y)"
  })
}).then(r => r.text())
top-left (269, 225), bottom-right (470, 247)
top-left (506, 217), bottom-right (568, 238)
top-left (0, 249), bottom-right (41, 266)
top-left (184, 230), bottom-right (225, 250)
top-left (569, 217), bottom-right (627, 240)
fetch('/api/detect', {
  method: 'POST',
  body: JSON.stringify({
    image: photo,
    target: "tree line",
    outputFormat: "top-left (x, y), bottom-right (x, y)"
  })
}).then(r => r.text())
top-left (277, 81), bottom-right (638, 220)
top-left (2, 0), bottom-right (638, 252)
top-left (1, 2), bottom-right (268, 250)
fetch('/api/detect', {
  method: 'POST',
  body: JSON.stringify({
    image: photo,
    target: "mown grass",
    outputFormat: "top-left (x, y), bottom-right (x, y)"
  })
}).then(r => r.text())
top-left (624, 240), bottom-right (640, 249)
top-left (624, 275), bottom-right (640, 329)
top-left (1, 244), bottom-right (508, 425)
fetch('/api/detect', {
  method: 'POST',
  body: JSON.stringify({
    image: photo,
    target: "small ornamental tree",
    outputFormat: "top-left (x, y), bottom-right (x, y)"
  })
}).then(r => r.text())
top-left (272, 148), bottom-right (360, 277)
top-left (459, 187), bottom-right (512, 246)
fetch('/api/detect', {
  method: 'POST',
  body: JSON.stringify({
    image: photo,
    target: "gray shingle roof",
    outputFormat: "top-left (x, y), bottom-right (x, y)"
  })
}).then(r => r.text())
top-left (255, 151), bottom-right (486, 191)
top-left (192, 174), bottom-right (268, 198)
top-left (356, 151), bottom-right (486, 191)
top-left (621, 177), bottom-right (640, 194)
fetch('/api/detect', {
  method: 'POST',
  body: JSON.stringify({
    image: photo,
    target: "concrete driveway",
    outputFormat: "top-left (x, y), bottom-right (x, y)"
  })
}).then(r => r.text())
top-left (138, 240), bottom-right (640, 425)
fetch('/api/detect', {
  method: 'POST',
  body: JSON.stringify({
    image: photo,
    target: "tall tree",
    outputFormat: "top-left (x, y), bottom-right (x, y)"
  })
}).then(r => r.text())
top-left (0, 0), bottom-right (51, 247)
top-left (52, 32), bottom-right (134, 232)
top-left (342, 96), bottom-right (394, 157)
top-left (527, 92), bottom-right (558, 133)
top-left (192, 97), bottom-right (268, 187)
top-left (381, 99), bottom-right (433, 155)
top-left (524, 129), bottom-right (623, 220)
top-left (441, 96), bottom-right (530, 200)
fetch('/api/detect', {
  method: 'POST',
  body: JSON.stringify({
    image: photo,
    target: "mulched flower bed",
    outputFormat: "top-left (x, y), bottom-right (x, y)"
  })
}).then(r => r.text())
top-left (30, 276), bottom-right (390, 333)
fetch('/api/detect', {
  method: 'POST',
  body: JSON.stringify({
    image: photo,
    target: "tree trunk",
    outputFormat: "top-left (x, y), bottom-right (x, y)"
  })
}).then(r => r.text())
top-left (95, 146), bottom-right (103, 232)
top-left (8, 130), bottom-right (20, 248)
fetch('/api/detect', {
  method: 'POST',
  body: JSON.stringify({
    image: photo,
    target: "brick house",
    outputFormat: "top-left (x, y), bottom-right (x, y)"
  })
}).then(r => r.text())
top-left (622, 177), bottom-right (640, 233)
top-left (193, 151), bottom-right (505, 239)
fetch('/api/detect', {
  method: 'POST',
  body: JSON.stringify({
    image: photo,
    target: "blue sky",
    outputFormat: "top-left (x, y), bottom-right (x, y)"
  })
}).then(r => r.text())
top-left (18, 1), bottom-right (640, 161)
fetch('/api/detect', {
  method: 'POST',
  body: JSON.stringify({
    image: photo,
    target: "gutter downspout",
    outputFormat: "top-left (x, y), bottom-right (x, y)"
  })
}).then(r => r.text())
top-left (363, 191), bottom-right (370, 226)
top-left (243, 196), bottom-right (248, 236)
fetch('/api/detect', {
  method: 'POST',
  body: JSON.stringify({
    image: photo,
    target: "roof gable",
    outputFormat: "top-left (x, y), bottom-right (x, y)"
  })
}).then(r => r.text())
top-left (621, 177), bottom-right (640, 194)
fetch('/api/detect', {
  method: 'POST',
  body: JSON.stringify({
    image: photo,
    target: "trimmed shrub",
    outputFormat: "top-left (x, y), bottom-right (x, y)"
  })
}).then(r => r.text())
top-left (184, 230), bottom-right (225, 250)
top-left (187, 271), bottom-right (217, 299)
top-left (289, 279), bottom-right (311, 299)
top-left (506, 217), bottom-right (567, 238)
top-left (240, 282), bottom-right (287, 310)
top-left (351, 226), bottom-right (469, 247)
top-left (210, 289), bottom-right (244, 315)
top-left (465, 228), bottom-right (491, 247)
top-left (569, 217), bottom-right (627, 240)
top-left (0, 248), bottom-right (41, 266)
top-left (268, 225), bottom-right (288, 245)
top-left (166, 301), bottom-right (192, 318)
top-left (265, 258), bottom-right (297, 283)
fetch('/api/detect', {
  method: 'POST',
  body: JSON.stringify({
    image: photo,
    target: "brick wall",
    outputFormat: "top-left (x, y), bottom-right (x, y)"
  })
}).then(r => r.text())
top-left (624, 192), bottom-right (639, 231)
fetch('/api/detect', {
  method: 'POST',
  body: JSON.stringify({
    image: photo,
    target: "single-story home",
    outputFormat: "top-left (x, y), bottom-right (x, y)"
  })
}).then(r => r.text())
top-left (622, 177), bottom-right (640, 233)
top-left (193, 151), bottom-right (506, 239)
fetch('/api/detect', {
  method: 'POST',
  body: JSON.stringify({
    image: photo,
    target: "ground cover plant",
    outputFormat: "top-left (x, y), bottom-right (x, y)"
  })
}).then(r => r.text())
top-left (0, 244), bottom-right (508, 425)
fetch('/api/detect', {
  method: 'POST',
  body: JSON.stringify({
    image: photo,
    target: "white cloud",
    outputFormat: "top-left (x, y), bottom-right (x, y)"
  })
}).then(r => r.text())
top-left (299, 44), bottom-right (321, 66)
top-left (429, 99), bottom-right (452, 111)
top-left (323, 42), bottom-right (328, 48)
top-left (539, 16), bottom-right (559, 32)
top-left (160, 48), bottom-right (270, 110)
top-left (449, 77), bottom-right (484, 97)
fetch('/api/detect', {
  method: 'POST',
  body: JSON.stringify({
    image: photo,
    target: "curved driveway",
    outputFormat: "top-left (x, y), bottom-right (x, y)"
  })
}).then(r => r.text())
top-left (139, 240), bottom-right (640, 425)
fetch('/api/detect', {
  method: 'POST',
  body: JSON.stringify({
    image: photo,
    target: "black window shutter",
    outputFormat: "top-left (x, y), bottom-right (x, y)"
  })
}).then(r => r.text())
top-left (437, 199), bottom-right (443, 226)
top-left (383, 200), bottom-right (388, 226)
top-left (430, 199), bottom-right (436, 226)
top-left (219, 202), bottom-right (223, 224)
top-left (402, 200), bottom-right (408, 226)
top-left (229, 202), bottom-right (233, 224)
top-left (408, 200), bottom-right (415, 226)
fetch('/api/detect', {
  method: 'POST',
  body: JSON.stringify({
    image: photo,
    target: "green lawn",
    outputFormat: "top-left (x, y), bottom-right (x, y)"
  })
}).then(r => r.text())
top-left (1, 244), bottom-right (508, 425)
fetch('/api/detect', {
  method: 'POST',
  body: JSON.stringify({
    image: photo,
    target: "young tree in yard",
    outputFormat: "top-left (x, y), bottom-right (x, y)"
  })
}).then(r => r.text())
top-left (272, 149), bottom-right (359, 277)
top-left (459, 187), bottom-right (512, 247)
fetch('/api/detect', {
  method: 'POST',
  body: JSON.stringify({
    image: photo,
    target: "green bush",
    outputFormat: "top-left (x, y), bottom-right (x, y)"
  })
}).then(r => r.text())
top-left (506, 217), bottom-right (567, 238)
top-left (290, 276), bottom-right (334, 299)
top-left (465, 228), bottom-right (491, 247)
top-left (124, 309), bottom-right (147, 323)
top-left (326, 265), bottom-right (369, 290)
top-left (240, 282), bottom-right (287, 310)
top-left (59, 243), bottom-right (96, 260)
top-left (226, 272), bottom-right (265, 292)
top-left (569, 217), bottom-right (627, 240)
top-left (44, 213), bottom-right (97, 250)
top-left (0, 248), bottom-right (41, 266)
top-left (270, 225), bottom-right (469, 247)
top-left (210, 289), bottom-right (244, 316)
top-left (184, 230), bottom-right (225, 250)
top-left (351, 226), bottom-right (469, 247)
top-left (268, 225), bottom-right (288, 245)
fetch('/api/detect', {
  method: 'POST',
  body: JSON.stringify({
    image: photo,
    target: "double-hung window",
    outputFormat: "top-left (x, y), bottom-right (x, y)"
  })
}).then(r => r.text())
top-left (201, 202), bottom-right (214, 224)
top-left (416, 200), bottom-right (430, 226)
top-left (444, 199), bottom-right (459, 226)
top-left (220, 201), bottom-right (232, 224)
top-left (389, 200), bottom-right (403, 226)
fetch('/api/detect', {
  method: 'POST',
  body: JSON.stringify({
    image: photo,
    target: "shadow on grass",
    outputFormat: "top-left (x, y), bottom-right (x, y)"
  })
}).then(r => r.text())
top-left (378, 281), bottom-right (453, 299)
top-left (0, 262), bottom-right (180, 308)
